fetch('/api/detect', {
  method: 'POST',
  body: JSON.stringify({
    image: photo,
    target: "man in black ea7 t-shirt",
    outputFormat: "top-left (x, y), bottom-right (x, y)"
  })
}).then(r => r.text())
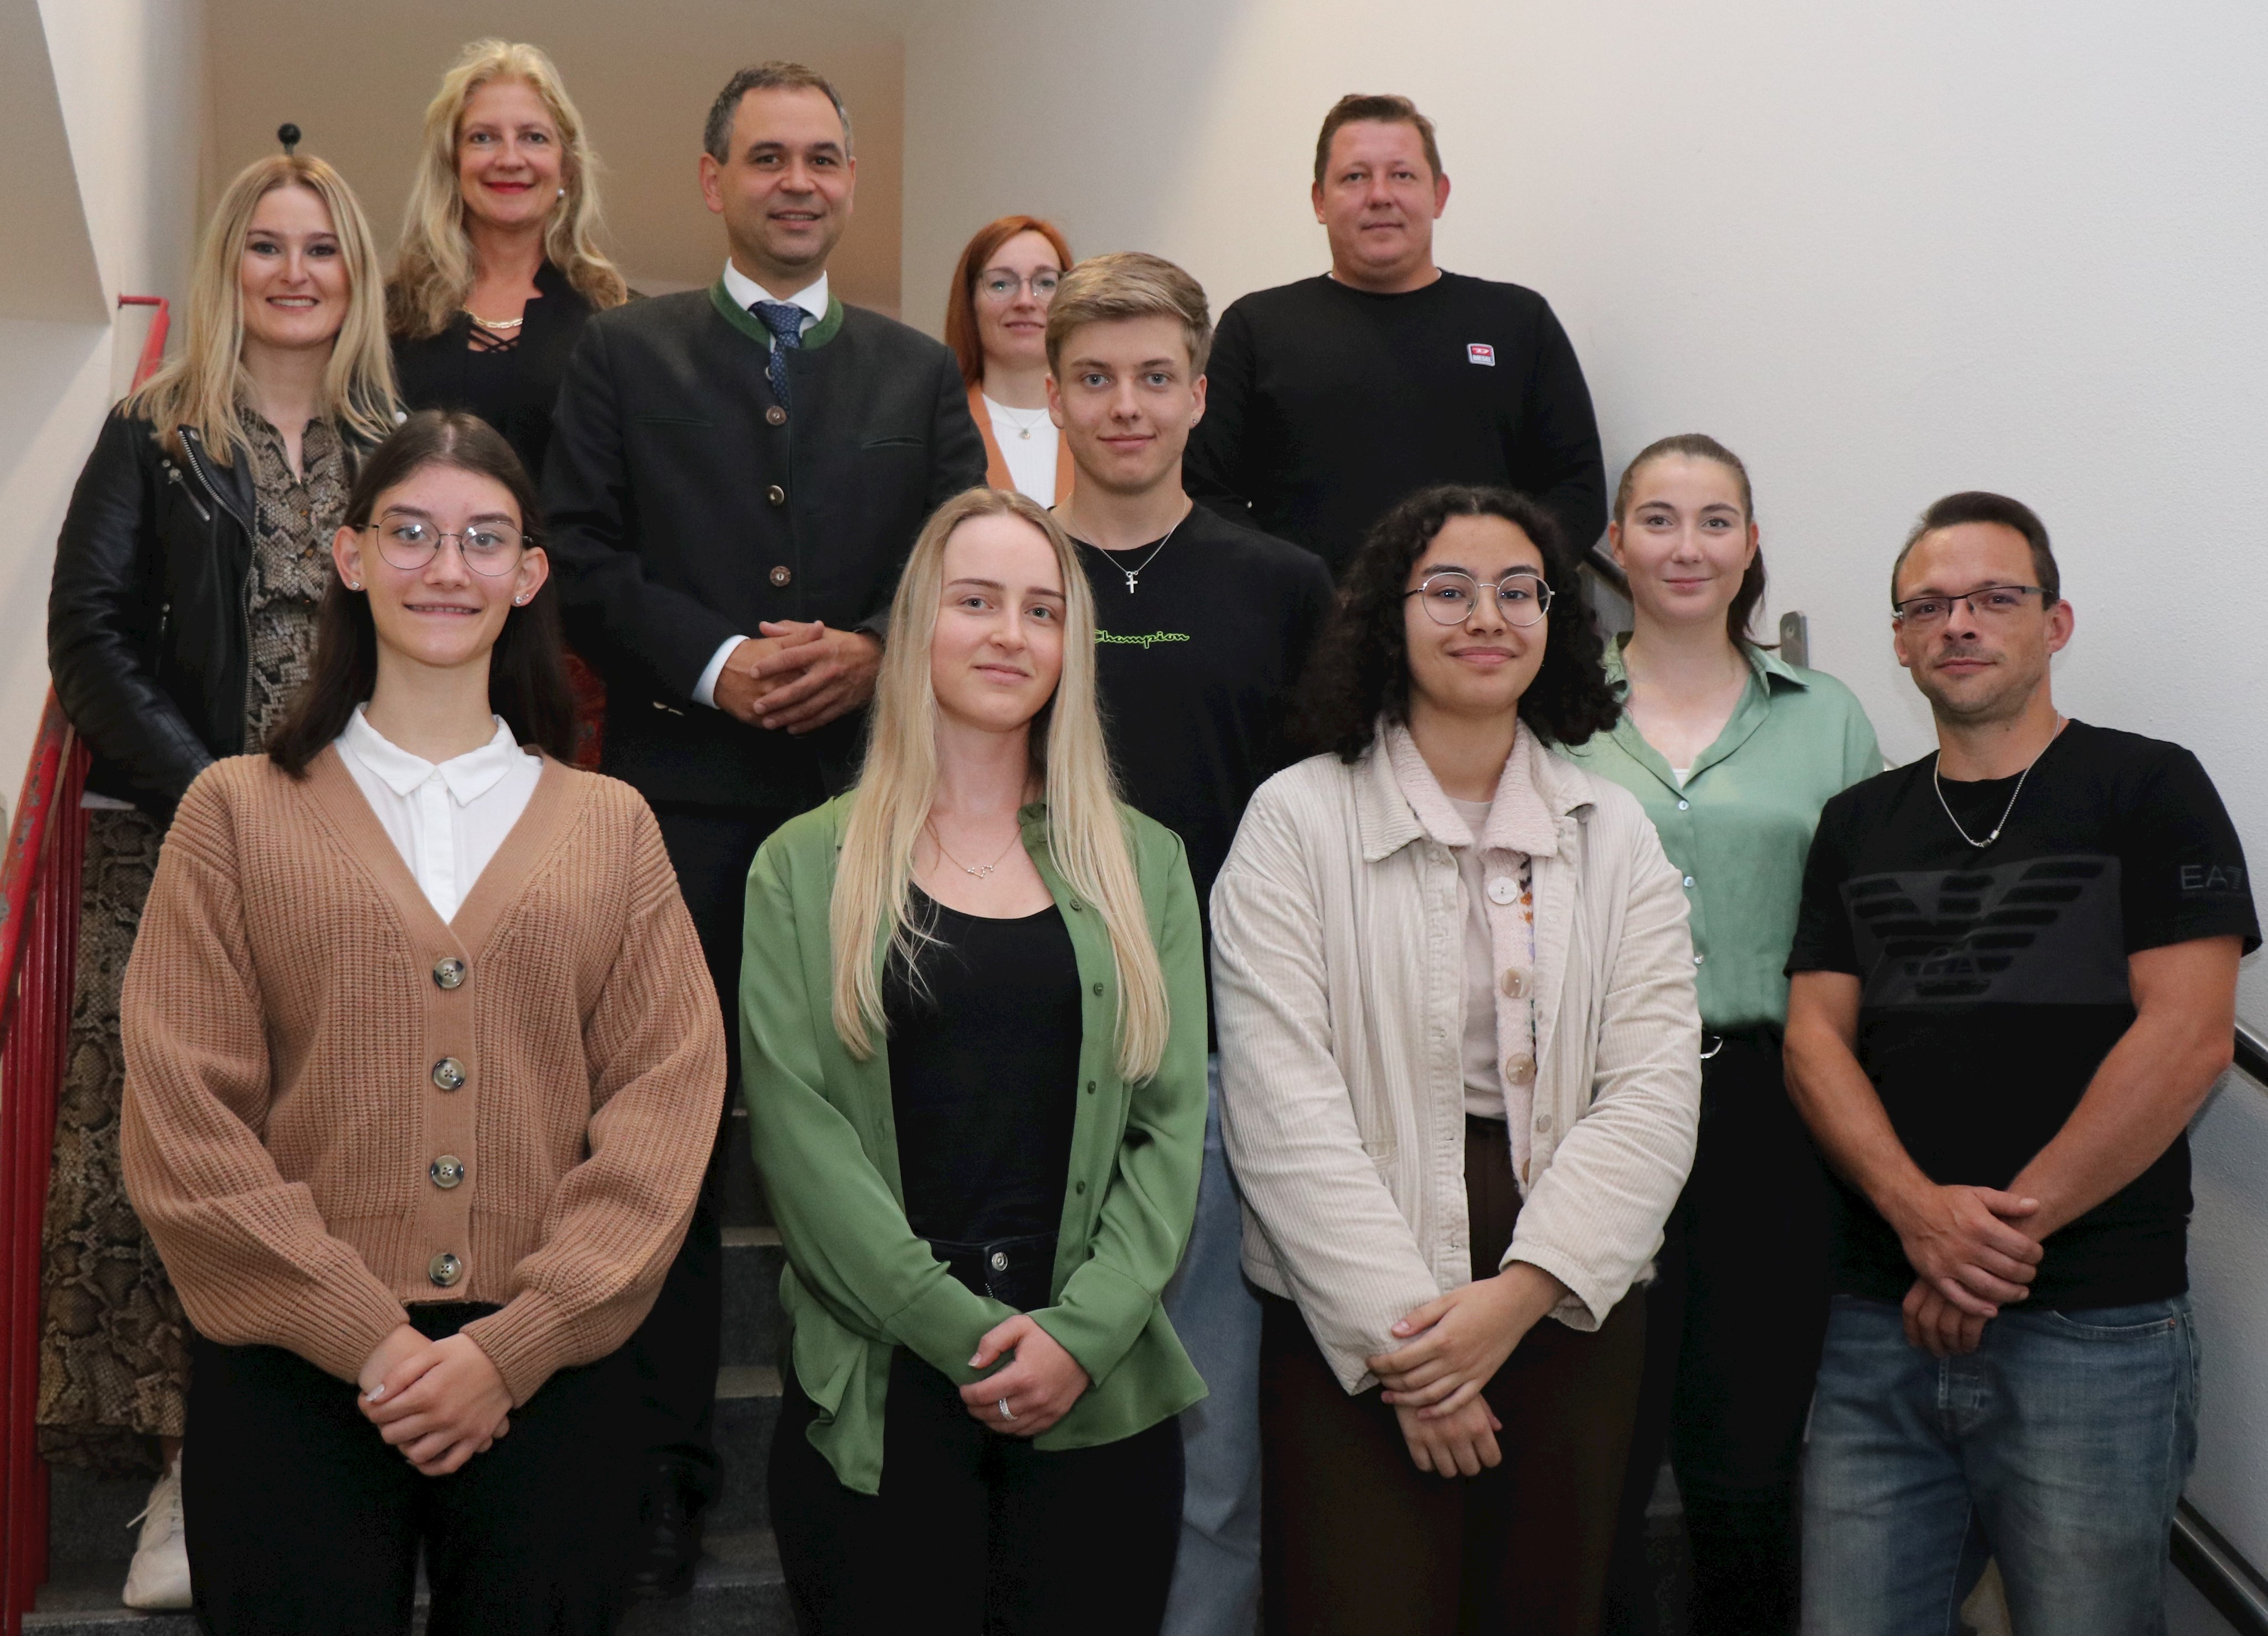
top-left (1183, 93), bottom-right (1606, 576)
top-left (1783, 492), bottom-right (2256, 1635)
top-left (1043, 253), bottom-right (1334, 1636)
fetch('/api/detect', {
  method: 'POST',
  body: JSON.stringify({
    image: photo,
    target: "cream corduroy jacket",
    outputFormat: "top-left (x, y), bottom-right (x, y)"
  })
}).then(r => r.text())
top-left (1212, 723), bottom-right (1702, 1393)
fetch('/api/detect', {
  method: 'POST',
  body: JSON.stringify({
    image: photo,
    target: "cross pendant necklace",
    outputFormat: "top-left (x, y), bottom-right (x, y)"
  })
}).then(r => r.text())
top-left (1089, 506), bottom-right (1190, 594)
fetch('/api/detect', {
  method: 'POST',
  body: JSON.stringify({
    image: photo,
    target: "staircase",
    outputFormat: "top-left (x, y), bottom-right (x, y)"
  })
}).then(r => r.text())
top-left (26, 1102), bottom-right (796, 1634)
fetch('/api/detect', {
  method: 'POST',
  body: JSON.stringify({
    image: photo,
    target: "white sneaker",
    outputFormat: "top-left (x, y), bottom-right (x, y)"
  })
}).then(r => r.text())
top-left (121, 1459), bottom-right (192, 1611)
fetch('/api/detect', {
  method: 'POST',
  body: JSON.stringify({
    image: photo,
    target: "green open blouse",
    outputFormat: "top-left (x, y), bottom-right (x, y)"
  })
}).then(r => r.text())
top-left (739, 795), bottom-right (1209, 1494)
top-left (1559, 636), bottom-right (1882, 1030)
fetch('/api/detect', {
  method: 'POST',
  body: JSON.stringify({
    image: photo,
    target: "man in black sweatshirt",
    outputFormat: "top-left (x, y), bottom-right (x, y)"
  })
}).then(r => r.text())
top-left (1185, 93), bottom-right (1607, 576)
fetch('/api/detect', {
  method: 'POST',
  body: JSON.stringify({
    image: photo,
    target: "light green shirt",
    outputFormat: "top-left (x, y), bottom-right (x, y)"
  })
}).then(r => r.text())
top-left (1559, 636), bottom-right (1881, 1030)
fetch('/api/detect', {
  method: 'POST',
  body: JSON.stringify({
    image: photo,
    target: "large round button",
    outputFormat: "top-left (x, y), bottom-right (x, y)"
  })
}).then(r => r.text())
top-left (1487, 876), bottom-right (1519, 906)
top-left (988, 1249), bottom-right (1009, 1272)
top-left (431, 1057), bottom-right (466, 1092)
top-left (766, 484), bottom-right (786, 506)
top-left (429, 1155), bottom-right (466, 1190)
top-left (1499, 966), bottom-right (1532, 999)
top-left (1502, 1053), bottom-right (1537, 1087)
top-left (765, 405), bottom-right (787, 426)
top-left (769, 564), bottom-right (792, 587)
top-left (432, 957), bottom-right (466, 990)
top-left (427, 1252), bottom-right (463, 1288)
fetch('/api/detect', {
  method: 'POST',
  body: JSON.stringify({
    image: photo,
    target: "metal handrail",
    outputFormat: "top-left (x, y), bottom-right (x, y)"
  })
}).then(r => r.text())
top-left (2234, 1021), bottom-right (2267, 1091)
top-left (2174, 1499), bottom-right (2268, 1636)
top-left (0, 292), bottom-right (166, 1635)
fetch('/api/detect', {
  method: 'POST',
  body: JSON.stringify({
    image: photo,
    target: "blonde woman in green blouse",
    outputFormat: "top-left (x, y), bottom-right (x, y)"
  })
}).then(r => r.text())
top-left (1563, 434), bottom-right (1880, 1636)
top-left (740, 486), bottom-right (1208, 1635)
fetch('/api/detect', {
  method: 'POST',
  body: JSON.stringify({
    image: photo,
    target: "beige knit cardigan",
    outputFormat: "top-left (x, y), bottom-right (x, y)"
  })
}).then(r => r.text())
top-left (120, 747), bottom-right (725, 1405)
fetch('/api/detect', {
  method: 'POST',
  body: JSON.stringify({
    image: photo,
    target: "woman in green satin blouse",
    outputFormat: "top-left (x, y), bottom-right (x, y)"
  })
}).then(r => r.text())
top-left (1563, 434), bottom-right (1880, 1636)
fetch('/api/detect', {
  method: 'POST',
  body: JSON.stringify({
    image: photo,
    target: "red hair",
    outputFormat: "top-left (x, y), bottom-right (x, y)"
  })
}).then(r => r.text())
top-left (944, 214), bottom-right (1075, 387)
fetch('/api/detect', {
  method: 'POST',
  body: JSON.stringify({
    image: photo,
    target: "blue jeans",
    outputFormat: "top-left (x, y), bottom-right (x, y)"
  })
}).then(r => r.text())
top-left (1802, 1293), bottom-right (2199, 1636)
top-left (1159, 1058), bottom-right (1263, 1636)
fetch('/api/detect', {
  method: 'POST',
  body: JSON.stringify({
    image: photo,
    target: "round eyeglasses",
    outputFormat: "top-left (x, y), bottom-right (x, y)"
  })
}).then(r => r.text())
top-left (367, 515), bottom-right (525, 578)
top-left (1405, 570), bottom-right (1554, 627)
top-left (977, 269), bottom-right (1061, 304)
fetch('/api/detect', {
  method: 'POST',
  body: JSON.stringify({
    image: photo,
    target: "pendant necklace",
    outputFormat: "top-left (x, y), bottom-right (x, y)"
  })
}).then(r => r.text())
top-left (992, 401), bottom-right (1050, 441)
top-left (1934, 716), bottom-right (2064, 849)
top-left (926, 819), bottom-right (1021, 881)
top-left (1085, 505), bottom-right (1190, 594)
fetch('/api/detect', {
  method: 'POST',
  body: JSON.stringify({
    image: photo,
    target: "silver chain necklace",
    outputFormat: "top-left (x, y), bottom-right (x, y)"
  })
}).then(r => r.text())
top-left (991, 400), bottom-right (1050, 441)
top-left (925, 819), bottom-right (1020, 881)
top-left (1083, 505), bottom-right (1190, 594)
top-left (1933, 718), bottom-right (2064, 849)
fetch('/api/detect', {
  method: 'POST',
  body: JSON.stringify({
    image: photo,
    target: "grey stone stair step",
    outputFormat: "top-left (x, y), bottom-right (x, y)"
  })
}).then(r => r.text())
top-left (28, 1530), bottom-right (790, 1635)
top-left (709, 1364), bottom-right (784, 1533)
top-left (721, 1227), bottom-right (786, 1371)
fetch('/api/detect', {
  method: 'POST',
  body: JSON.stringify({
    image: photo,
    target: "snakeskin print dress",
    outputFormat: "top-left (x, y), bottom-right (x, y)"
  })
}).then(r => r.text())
top-left (38, 413), bottom-right (344, 1475)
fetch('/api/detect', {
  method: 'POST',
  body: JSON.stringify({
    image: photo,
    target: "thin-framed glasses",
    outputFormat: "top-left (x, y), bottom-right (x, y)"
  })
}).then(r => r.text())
top-left (1405, 570), bottom-right (1554, 627)
top-left (977, 268), bottom-right (1061, 304)
top-left (367, 513), bottom-right (525, 578)
top-left (1891, 584), bottom-right (2047, 626)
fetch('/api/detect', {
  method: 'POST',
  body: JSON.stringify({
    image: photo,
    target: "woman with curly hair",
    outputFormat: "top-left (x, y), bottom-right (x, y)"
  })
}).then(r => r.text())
top-left (1210, 484), bottom-right (1702, 1635)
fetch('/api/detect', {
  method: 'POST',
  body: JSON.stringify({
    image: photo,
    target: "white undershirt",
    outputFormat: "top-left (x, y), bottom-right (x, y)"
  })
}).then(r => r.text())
top-left (983, 393), bottom-right (1059, 503)
top-left (695, 263), bottom-right (835, 708)
top-left (1670, 765), bottom-right (1691, 788)
top-left (334, 706), bottom-right (542, 924)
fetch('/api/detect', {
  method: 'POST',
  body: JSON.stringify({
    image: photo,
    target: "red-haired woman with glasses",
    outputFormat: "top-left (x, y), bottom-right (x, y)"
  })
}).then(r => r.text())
top-left (944, 215), bottom-right (1076, 506)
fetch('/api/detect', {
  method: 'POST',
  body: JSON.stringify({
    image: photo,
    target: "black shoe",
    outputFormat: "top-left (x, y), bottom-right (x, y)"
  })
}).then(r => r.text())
top-left (622, 1469), bottom-right (704, 1602)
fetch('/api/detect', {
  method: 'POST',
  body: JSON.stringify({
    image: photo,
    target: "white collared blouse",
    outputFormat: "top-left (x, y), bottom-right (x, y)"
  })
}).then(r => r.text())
top-left (333, 705), bottom-right (542, 924)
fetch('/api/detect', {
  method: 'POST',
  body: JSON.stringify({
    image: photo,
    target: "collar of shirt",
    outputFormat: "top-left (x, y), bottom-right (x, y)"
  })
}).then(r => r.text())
top-left (1600, 632), bottom-right (1810, 792)
top-left (339, 704), bottom-right (524, 806)
top-left (720, 261), bottom-right (828, 335)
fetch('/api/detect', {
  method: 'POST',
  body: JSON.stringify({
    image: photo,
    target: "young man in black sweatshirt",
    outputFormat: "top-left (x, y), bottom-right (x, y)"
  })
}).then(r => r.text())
top-left (1185, 93), bottom-right (1607, 577)
top-left (1045, 252), bottom-right (1335, 1636)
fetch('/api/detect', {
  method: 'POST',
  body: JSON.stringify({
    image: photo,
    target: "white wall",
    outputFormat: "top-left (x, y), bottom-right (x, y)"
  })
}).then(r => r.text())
top-left (901, 0), bottom-right (2268, 1581)
top-left (0, 0), bottom-right (205, 800)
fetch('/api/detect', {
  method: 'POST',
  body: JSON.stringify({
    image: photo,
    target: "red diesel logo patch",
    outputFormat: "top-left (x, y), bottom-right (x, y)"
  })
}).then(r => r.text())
top-left (1467, 343), bottom-right (1496, 366)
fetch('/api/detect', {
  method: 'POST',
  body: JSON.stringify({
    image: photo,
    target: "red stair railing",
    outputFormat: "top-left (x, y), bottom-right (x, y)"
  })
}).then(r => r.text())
top-left (0, 294), bottom-right (167, 1634)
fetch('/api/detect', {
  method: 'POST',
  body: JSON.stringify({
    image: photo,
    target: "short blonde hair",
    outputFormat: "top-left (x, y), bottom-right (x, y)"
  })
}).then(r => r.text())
top-left (387, 39), bottom-right (628, 339)
top-left (126, 154), bottom-right (396, 464)
top-left (1044, 252), bottom-right (1213, 378)
top-left (830, 487), bottom-right (1171, 1083)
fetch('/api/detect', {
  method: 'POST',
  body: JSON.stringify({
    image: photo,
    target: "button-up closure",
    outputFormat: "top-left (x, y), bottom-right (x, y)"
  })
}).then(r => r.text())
top-left (1502, 1052), bottom-right (1537, 1086)
top-left (769, 565), bottom-right (792, 587)
top-left (1693, 954), bottom-right (1705, 966)
top-left (765, 405), bottom-right (787, 426)
top-left (766, 483), bottom-right (786, 506)
top-left (432, 957), bottom-right (466, 990)
top-left (429, 1155), bottom-right (466, 1190)
top-left (427, 1252), bottom-right (463, 1288)
top-left (1487, 876), bottom-right (1520, 905)
top-left (1499, 966), bottom-right (1532, 999)
top-left (989, 1250), bottom-right (1009, 1272)
top-left (1682, 876), bottom-right (1695, 889)
top-left (431, 1057), bottom-right (466, 1092)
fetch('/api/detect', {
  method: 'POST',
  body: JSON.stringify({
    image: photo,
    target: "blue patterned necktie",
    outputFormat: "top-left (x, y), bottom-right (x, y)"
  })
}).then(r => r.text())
top-left (751, 300), bottom-right (805, 409)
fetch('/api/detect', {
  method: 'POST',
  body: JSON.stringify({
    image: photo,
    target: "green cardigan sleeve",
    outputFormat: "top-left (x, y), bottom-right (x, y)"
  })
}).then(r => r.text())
top-left (1027, 822), bottom-right (1210, 1388)
top-left (739, 817), bottom-right (1009, 1382)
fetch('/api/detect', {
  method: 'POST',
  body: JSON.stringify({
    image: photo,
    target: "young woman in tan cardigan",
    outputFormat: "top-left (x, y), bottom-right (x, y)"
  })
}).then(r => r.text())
top-left (1210, 485), bottom-right (1702, 1635)
top-left (120, 409), bottom-right (724, 1635)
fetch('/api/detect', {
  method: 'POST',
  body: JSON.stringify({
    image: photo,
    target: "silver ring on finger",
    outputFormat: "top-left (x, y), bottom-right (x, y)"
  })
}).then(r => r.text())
top-left (998, 1397), bottom-right (1015, 1422)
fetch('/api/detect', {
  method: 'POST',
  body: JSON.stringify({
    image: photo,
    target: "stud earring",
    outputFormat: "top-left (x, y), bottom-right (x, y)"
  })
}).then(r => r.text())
top-left (513, 594), bottom-right (528, 605)
top-left (556, 187), bottom-right (566, 198)
top-left (344, 579), bottom-right (362, 591)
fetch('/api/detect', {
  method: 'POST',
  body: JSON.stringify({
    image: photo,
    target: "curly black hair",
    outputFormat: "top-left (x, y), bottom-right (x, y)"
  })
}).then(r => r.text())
top-left (1302, 484), bottom-right (1621, 763)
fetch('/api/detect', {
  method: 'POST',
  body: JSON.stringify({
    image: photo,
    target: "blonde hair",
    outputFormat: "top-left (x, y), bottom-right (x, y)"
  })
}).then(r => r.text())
top-left (830, 487), bottom-right (1171, 1082)
top-left (387, 39), bottom-right (628, 339)
top-left (126, 155), bottom-right (396, 465)
top-left (1044, 251), bottom-right (1213, 377)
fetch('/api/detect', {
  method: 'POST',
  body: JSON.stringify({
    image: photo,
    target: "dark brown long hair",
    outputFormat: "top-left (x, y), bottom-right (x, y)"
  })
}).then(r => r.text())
top-left (1303, 485), bottom-right (1621, 763)
top-left (267, 409), bottom-right (578, 776)
top-left (944, 214), bottom-right (1075, 388)
top-left (1612, 432), bottom-right (1770, 648)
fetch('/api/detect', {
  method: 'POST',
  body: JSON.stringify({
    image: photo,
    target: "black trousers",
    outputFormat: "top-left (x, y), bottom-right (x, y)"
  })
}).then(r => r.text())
top-left (181, 1304), bottom-right (637, 1636)
top-left (626, 803), bottom-right (806, 1511)
top-left (1605, 1029), bottom-right (1834, 1636)
top-left (770, 1347), bottom-right (1185, 1635)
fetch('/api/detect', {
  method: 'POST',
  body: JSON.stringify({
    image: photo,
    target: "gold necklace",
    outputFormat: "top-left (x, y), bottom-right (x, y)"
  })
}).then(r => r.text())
top-left (465, 309), bottom-right (525, 330)
top-left (925, 819), bottom-right (1021, 881)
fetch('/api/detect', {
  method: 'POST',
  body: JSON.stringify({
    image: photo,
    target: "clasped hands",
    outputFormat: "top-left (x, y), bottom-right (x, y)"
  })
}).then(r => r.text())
top-left (1893, 1181), bottom-right (2044, 1359)
top-left (1365, 1262), bottom-right (1568, 1479)
top-left (713, 621), bottom-right (881, 734)
top-left (956, 1313), bottom-right (1091, 1440)
top-left (358, 1325), bottom-right (513, 1478)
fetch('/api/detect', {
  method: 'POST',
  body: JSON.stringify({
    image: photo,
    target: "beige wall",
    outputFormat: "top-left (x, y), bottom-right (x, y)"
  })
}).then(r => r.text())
top-left (204, 0), bottom-right (904, 310)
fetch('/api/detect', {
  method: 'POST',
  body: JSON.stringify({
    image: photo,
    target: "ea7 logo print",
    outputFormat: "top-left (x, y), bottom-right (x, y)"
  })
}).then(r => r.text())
top-left (1467, 343), bottom-right (1496, 366)
top-left (2179, 863), bottom-right (2246, 894)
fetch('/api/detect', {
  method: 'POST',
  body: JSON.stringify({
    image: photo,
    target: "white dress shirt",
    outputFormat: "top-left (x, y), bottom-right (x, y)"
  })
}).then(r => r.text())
top-left (695, 264), bottom-right (836, 709)
top-left (334, 706), bottom-right (543, 924)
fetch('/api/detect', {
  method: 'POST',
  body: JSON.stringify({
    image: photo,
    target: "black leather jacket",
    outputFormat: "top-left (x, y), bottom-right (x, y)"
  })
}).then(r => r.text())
top-left (46, 411), bottom-right (360, 822)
